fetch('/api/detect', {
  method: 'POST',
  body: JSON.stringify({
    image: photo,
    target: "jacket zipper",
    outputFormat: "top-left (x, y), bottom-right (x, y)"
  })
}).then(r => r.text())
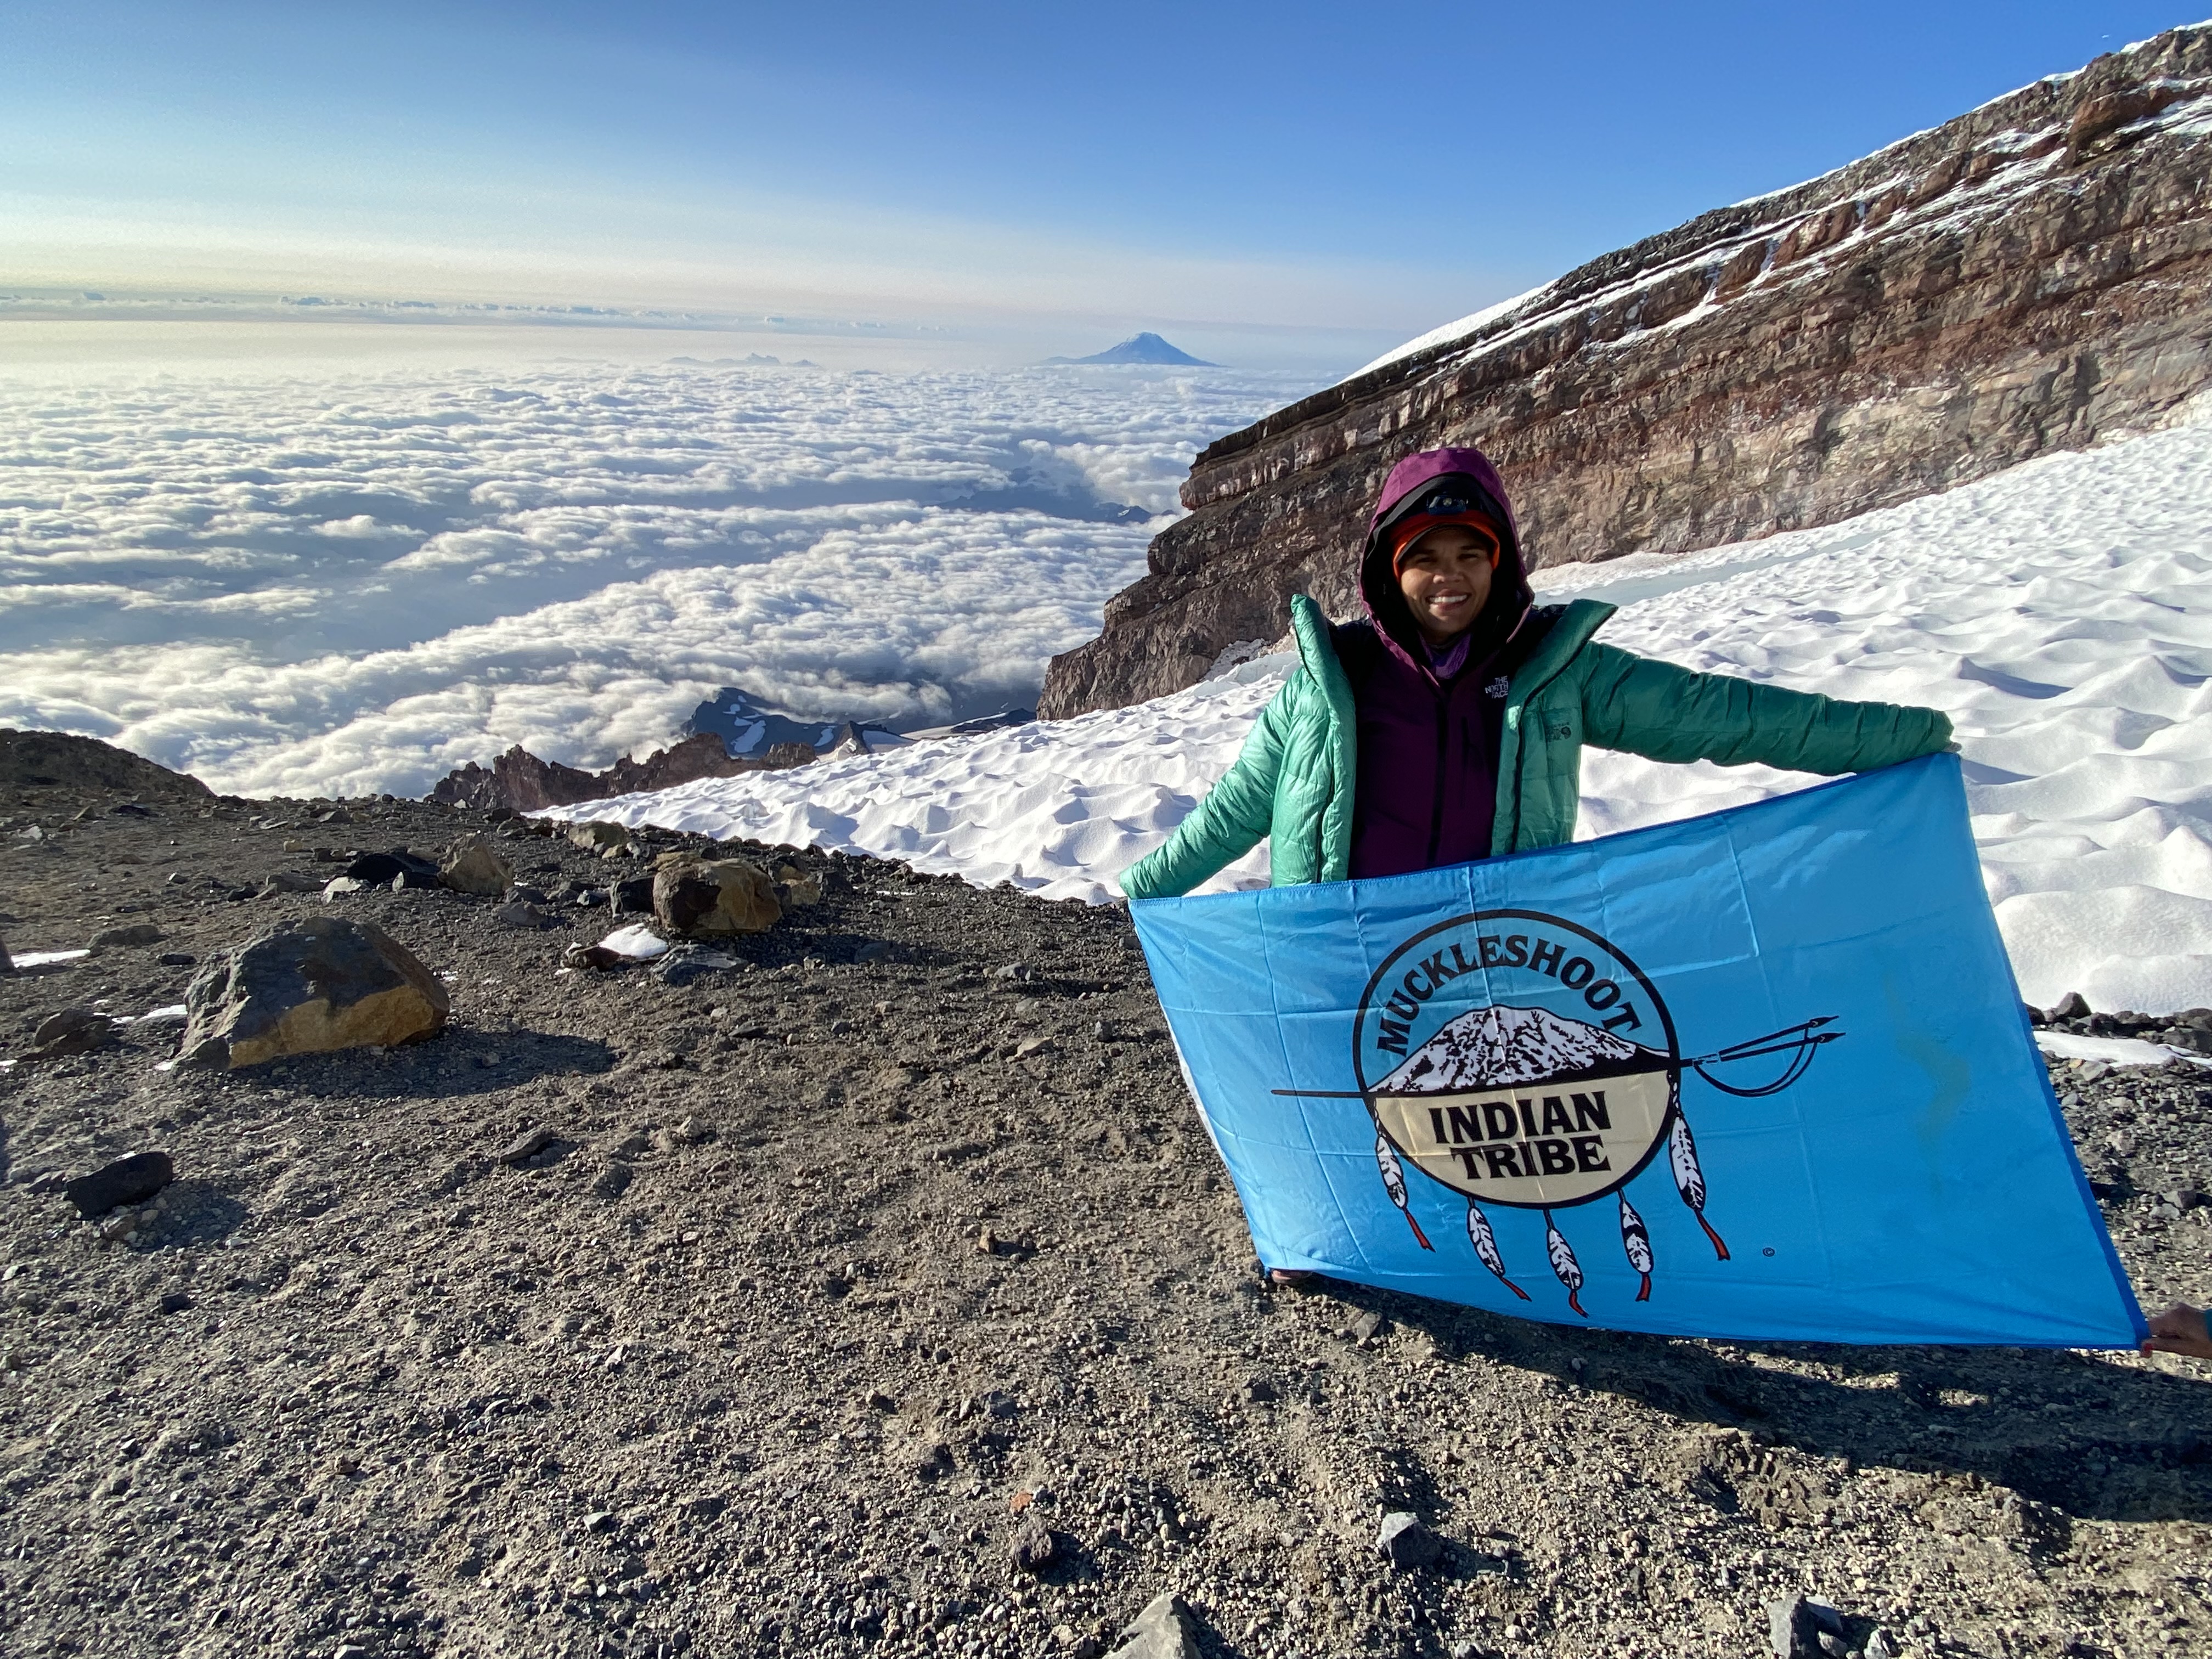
top-left (1424, 685), bottom-right (1449, 867)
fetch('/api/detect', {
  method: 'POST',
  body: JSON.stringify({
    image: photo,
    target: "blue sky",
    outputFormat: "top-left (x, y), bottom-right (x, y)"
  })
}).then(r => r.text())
top-left (2, 1), bottom-right (2196, 355)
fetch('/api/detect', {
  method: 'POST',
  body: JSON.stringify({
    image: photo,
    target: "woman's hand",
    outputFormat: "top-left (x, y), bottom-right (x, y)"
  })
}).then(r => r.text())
top-left (2141, 1302), bottom-right (2212, 1360)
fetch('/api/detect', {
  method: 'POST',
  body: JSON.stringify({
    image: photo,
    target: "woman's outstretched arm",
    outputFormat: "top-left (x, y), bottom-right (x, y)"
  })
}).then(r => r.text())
top-left (1119, 686), bottom-right (1293, 901)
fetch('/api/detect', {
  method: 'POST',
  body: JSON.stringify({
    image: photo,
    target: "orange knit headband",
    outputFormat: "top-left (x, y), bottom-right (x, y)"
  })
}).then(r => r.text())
top-left (1390, 512), bottom-right (1502, 577)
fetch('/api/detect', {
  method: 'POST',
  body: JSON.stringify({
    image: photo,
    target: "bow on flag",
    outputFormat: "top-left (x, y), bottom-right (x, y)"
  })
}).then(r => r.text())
top-left (1132, 755), bottom-right (2142, 1348)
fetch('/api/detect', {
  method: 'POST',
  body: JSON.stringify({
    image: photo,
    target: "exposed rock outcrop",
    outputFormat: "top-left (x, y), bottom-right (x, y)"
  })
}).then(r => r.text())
top-left (683, 687), bottom-right (906, 759)
top-left (1041, 25), bottom-right (2212, 716)
top-left (427, 732), bottom-right (813, 814)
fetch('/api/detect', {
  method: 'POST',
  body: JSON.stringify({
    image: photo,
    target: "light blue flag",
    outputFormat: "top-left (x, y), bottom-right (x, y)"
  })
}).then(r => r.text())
top-left (1131, 755), bottom-right (2143, 1348)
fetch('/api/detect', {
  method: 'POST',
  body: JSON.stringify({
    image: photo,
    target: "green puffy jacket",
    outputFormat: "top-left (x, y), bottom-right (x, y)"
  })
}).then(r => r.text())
top-left (1121, 592), bottom-right (1952, 900)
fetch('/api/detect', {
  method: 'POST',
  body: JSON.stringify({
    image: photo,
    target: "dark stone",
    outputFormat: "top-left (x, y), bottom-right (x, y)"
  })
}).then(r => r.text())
top-left (653, 946), bottom-right (742, 988)
top-left (1374, 1512), bottom-right (1442, 1570)
top-left (345, 849), bottom-right (439, 884)
top-left (562, 943), bottom-right (629, 972)
top-left (158, 1292), bottom-right (194, 1316)
top-left (28, 1007), bottom-right (114, 1060)
top-left (1768, 1594), bottom-right (1843, 1659)
top-left (611, 876), bottom-right (655, 914)
top-left (63, 1151), bottom-right (174, 1219)
top-left (493, 900), bottom-right (561, 930)
top-left (591, 1161), bottom-right (634, 1200)
top-left (156, 952), bottom-right (196, 967)
top-left (652, 859), bottom-right (779, 936)
top-left (1009, 1514), bottom-right (1056, 1573)
top-left (2048, 991), bottom-right (2092, 1021)
top-left (500, 1127), bottom-right (557, 1166)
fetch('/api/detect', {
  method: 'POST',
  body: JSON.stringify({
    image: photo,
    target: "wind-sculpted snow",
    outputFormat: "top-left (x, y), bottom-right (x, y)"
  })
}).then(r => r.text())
top-left (0, 360), bottom-right (1313, 797)
top-left (561, 401), bottom-right (2212, 1014)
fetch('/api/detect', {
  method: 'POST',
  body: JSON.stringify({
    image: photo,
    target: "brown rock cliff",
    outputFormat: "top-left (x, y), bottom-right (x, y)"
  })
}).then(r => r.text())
top-left (427, 732), bottom-right (816, 814)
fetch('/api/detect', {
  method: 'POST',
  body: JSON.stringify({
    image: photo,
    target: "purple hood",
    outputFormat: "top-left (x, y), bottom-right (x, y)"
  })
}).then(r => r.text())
top-left (1358, 445), bottom-right (1533, 676)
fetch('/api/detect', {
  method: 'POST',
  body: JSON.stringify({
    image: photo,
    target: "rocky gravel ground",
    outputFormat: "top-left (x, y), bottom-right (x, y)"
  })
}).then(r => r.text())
top-left (1, 780), bottom-right (2209, 1659)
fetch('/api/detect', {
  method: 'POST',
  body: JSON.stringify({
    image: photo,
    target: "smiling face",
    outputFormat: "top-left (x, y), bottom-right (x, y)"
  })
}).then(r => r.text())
top-left (1396, 525), bottom-right (1497, 646)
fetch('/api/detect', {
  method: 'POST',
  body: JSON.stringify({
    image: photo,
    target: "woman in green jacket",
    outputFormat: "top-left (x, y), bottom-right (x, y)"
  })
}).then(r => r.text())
top-left (1121, 445), bottom-right (1951, 902)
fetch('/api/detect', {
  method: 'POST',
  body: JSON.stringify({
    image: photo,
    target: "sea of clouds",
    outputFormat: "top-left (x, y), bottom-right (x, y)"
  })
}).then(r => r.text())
top-left (0, 359), bottom-right (1317, 798)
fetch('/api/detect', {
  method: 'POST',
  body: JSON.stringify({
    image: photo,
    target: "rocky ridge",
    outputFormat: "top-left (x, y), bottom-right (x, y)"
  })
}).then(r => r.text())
top-left (0, 767), bottom-right (2208, 1658)
top-left (430, 736), bottom-right (822, 816)
top-left (1041, 23), bottom-right (2212, 716)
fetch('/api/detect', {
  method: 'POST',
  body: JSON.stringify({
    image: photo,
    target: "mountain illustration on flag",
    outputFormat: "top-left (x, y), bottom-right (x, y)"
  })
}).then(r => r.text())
top-left (1377, 1003), bottom-right (1662, 1093)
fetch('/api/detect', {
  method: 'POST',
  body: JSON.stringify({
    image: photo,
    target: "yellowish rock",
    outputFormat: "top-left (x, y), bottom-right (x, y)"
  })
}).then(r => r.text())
top-left (438, 835), bottom-right (514, 897)
top-left (179, 917), bottom-right (450, 1070)
top-left (567, 821), bottom-right (633, 854)
top-left (653, 857), bottom-right (781, 936)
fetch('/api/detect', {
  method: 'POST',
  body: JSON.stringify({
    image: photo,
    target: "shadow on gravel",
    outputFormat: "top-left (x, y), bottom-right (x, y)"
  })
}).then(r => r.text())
top-left (258, 1028), bottom-right (618, 1101)
top-left (1306, 1279), bottom-right (2212, 1526)
top-left (124, 1180), bottom-right (248, 1249)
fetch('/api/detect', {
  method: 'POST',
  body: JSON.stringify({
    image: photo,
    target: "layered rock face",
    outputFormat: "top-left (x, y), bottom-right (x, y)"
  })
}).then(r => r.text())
top-left (1041, 25), bottom-right (2212, 717)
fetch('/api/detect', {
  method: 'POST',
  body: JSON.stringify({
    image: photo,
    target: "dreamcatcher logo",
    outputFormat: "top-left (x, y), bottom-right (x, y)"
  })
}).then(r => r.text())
top-left (1276, 909), bottom-right (1841, 1314)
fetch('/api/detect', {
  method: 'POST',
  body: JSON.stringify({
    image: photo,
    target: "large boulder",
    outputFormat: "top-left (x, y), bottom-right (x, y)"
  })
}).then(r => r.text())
top-left (179, 917), bottom-right (449, 1070)
top-left (438, 834), bottom-right (514, 897)
top-left (567, 821), bottom-right (634, 857)
top-left (653, 857), bottom-right (780, 936)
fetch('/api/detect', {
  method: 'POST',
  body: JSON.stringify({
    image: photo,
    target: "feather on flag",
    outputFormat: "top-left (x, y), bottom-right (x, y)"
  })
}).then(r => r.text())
top-left (1129, 756), bottom-right (2142, 1347)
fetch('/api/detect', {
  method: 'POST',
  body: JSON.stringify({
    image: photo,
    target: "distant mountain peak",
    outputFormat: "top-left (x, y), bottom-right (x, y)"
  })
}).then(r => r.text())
top-left (685, 688), bottom-right (907, 761)
top-left (1045, 332), bottom-right (1218, 366)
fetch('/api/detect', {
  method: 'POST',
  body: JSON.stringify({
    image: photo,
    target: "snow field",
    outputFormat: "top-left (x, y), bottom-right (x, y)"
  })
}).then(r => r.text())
top-left (559, 402), bottom-right (2212, 1015)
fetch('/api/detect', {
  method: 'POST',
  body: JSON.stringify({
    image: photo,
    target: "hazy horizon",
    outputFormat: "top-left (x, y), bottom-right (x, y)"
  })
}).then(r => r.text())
top-left (5, 2), bottom-right (2188, 374)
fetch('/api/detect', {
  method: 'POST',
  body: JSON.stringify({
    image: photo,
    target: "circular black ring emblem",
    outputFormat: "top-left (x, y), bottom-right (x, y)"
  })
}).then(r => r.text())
top-left (1351, 908), bottom-right (1682, 1211)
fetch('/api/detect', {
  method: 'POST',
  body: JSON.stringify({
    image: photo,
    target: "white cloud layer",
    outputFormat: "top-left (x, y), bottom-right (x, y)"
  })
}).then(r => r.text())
top-left (0, 359), bottom-right (1315, 797)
